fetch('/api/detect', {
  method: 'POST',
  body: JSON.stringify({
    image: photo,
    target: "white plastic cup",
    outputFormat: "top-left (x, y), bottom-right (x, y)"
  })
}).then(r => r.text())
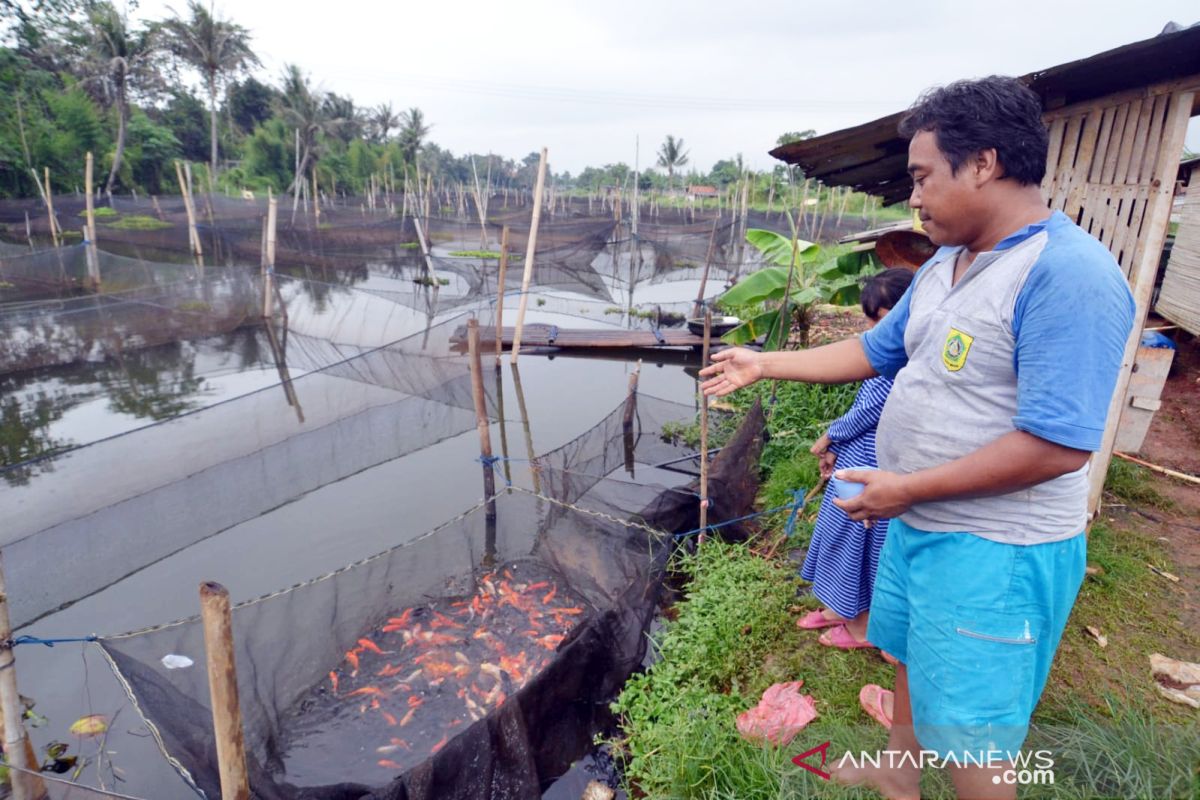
top-left (829, 467), bottom-right (877, 500)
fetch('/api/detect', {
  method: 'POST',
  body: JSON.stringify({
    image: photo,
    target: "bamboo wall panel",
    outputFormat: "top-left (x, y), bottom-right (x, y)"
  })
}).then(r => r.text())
top-left (1041, 86), bottom-right (1196, 514)
top-left (1156, 190), bottom-right (1200, 334)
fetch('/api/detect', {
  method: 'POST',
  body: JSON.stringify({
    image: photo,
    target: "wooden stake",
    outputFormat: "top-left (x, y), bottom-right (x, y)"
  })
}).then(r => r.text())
top-left (263, 196), bottom-right (277, 319)
top-left (43, 167), bottom-right (59, 248)
top-left (698, 310), bottom-right (712, 543)
top-left (495, 225), bottom-right (510, 368)
top-left (312, 171), bottom-right (320, 224)
top-left (623, 359), bottom-right (641, 476)
top-left (509, 362), bottom-right (540, 493)
top-left (510, 147), bottom-right (548, 364)
top-left (468, 320), bottom-right (497, 519)
top-left (84, 152), bottom-right (99, 287)
top-left (199, 582), bottom-right (251, 800)
top-left (0, 555), bottom-right (48, 800)
top-left (175, 161), bottom-right (201, 258)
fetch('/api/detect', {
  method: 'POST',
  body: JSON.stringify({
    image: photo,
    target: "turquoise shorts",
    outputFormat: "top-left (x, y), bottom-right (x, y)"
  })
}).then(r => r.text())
top-left (866, 518), bottom-right (1086, 760)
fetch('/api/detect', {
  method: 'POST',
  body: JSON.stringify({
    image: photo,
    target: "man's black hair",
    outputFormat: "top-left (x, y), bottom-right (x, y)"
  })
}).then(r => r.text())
top-left (862, 267), bottom-right (914, 321)
top-left (898, 76), bottom-right (1049, 186)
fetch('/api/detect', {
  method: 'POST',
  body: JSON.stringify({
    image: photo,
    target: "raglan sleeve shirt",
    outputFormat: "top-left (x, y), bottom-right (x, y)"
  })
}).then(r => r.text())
top-left (1009, 237), bottom-right (1135, 452)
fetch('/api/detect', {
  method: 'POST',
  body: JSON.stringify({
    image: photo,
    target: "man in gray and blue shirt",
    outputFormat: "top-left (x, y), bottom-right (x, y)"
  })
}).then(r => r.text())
top-left (702, 76), bottom-right (1133, 799)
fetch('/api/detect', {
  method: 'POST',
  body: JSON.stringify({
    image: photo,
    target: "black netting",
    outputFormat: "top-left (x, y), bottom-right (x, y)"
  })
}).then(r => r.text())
top-left (97, 394), bottom-right (763, 800)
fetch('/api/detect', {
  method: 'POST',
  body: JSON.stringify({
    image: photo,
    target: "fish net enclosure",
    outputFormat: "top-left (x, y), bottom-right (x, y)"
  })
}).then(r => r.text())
top-left (92, 384), bottom-right (763, 799)
top-left (0, 187), bottom-right (790, 799)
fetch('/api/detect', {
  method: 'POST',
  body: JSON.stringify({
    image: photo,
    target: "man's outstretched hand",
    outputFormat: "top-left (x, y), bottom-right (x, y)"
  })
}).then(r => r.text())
top-left (699, 347), bottom-right (764, 396)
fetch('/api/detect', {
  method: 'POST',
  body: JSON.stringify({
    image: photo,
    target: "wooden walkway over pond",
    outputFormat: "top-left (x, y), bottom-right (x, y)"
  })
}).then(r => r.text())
top-left (450, 324), bottom-right (712, 352)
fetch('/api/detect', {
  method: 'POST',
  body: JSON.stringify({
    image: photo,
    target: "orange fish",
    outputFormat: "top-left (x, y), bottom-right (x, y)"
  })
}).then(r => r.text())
top-left (377, 663), bottom-right (404, 678)
top-left (503, 569), bottom-right (514, 580)
top-left (329, 671), bottom-right (339, 694)
top-left (407, 695), bottom-right (424, 708)
top-left (389, 609), bottom-right (413, 627)
top-left (542, 586), bottom-right (556, 604)
top-left (359, 637), bottom-right (385, 655)
top-left (431, 734), bottom-right (449, 754)
top-left (378, 758), bottom-right (403, 769)
top-left (345, 649), bottom-right (360, 673)
top-left (556, 607), bottom-right (583, 615)
top-left (347, 686), bottom-right (384, 698)
top-left (399, 707), bottom-right (417, 727)
top-left (431, 612), bottom-right (463, 630)
top-left (526, 581), bottom-right (549, 592)
top-left (537, 634), bottom-right (564, 651)
top-left (381, 710), bottom-right (398, 726)
top-left (389, 737), bottom-right (410, 748)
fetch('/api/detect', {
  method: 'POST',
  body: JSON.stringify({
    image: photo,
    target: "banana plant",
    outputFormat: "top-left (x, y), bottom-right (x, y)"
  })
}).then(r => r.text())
top-left (719, 228), bottom-right (879, 349)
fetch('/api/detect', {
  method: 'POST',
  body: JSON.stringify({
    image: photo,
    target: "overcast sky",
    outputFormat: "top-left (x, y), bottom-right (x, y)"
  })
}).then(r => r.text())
top-left (132, 0), bottom-right (1200, 176)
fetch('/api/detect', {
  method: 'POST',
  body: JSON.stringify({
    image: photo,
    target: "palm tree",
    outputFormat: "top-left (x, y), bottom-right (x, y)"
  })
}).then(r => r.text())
top-left (160, 1), bottom-right (259, 181)
top-left (371, 102), bottom-right (401, 143)
top-left (656, 134), bottom-right (689, 190)
top-left (276, 64), bottom-right (341, 193)
top-left (322, 93), bottom-right (362, 144)
top-left (71, 2), bottom-right (159, 194)
top-left (397, 107), bottom-right (431, 164)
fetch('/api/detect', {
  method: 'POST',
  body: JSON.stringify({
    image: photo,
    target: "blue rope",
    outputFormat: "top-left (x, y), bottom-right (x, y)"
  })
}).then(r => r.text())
top-left (477, 454), bottom-right (513, 486)
top-left (675, 487), bottom-right (811, 540)
top-left (7, 635), bottom-right (98, 647)
top-left (784, 489), bottom-right (806, 538)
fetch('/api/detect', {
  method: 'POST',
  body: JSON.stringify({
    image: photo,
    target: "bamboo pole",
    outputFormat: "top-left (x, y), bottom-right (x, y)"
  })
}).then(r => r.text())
top-left (175, 161), bottom-right (201, 258)
top-left (263, 195), bottom-right (277, 319)
top-left (24, 211), bottom-right (33, 252)
top-left (43, 167), bottom-right (59, 248)
top-left (199, 582), bottom-right (251, 800)
top-left (84, 152), bottom-right (100, 288)
top-left (468, 319), bottom-right (497, 520)
top-left (698, 311), bottom-right (712, 544)
top-left (510, 147), bottom-right (548, 365)
top-left (313, 171), bottom-right (320, 225)
top-left (510, 362), bottom-right (540, 494)
top-left (0, 555), bottom-right (48, 800)
top-left (495, 225), bottom-right (510, 369)
top-left (1113, 451), bottom-right (1200, 486)
top-left (623, 359), bottom-right (641, 476)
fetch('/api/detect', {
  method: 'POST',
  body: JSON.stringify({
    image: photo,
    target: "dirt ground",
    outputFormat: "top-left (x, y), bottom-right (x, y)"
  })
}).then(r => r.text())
top-left (1128, 329), bottom-right (1200, 644)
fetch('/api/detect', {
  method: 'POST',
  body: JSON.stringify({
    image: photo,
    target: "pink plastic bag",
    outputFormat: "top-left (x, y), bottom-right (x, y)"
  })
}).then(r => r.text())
top-left (736, 680), bottom-right (818, 746)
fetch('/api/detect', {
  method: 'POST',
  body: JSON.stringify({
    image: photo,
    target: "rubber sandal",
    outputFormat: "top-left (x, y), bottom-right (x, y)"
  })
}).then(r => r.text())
top-left (881, 650), bottom-right (900, 666)
top-left (818, 624), bottom-right (876, 650)
top-left (796, 610), bottom-right (846, 630)
top-left (859, 684), bottom-right (894, 730)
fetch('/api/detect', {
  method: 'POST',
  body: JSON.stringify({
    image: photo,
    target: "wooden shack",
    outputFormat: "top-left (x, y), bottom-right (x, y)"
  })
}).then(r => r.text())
top-left (770, 23), bottom-right (1200, 516)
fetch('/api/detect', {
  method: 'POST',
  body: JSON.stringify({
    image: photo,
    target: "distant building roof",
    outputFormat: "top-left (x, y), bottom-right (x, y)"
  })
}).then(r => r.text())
top-left (770, 23), bottom-right (1200, 205)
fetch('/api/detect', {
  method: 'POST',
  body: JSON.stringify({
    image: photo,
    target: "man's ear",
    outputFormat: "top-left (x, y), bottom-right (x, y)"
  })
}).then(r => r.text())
top-left (972, 148), bottom-right (1002, 185)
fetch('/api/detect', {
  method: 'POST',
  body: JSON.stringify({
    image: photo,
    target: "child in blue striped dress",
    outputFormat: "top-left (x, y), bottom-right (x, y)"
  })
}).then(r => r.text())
top-left (797, 268), bottom-right (914, 651)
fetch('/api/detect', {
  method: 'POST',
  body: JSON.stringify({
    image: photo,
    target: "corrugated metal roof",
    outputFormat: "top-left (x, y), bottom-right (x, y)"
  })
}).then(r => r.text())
top-left (771, 23), bottom-right (1200, 205)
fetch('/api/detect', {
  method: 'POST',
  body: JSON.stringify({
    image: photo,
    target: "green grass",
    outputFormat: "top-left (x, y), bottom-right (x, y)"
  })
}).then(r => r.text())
top-left (106, 215), bottom-right (170, 231)
top-left (397, 241), bottom-right (420, 249)
top-left (1104, 458), bottom-right (1172, 509)
top-left (78, 206), bottom-right (118, 218)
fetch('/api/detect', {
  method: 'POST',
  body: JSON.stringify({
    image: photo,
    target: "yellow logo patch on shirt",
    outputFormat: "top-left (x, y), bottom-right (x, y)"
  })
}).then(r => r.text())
top-left (942, 328), bottom-right (974, 372)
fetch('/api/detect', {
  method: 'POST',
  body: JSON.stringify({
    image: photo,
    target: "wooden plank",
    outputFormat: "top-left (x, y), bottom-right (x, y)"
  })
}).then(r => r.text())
top-left (1050, 114), bottom-right (1083, 209)
top-left (1110, 97), bottom-right (1143, 186)
top-left (1041, 116), bottom-right (1067, 198)
top-left (1117, 97), bottom-right (1154, 186)
top-left (1098, 101), bottom-right (1131, 184)
top-left (452, 324), bottom-right (710, 351)
top-left (1040, 74), bottom-right (1200, 122)
top-left (1065, 110), bottom-right (1104, 220)
top-left (1155, 190), bottom-right (1200, 334)
top-left (1135, 93), bottom-right (1168, 185)
top-left (1087, 106), bottom-right (1116, 183)
top-left (1089, 89), bottom-right (1195, 516)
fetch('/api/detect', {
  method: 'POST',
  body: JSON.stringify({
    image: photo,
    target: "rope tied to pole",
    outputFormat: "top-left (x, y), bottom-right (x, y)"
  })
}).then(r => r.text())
top-left (4, 634), bottom-right (99, 648)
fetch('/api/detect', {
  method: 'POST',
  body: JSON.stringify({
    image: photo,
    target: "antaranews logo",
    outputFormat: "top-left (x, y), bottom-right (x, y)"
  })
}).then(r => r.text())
top-left (791, 741), bottom-right (832, 780)
top-left (792, 743), bottom-right (1056, 786)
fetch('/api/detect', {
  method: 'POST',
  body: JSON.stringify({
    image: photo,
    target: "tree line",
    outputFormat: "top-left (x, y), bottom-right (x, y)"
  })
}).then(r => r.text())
top-left (0, 1), bottom-right (816, 200)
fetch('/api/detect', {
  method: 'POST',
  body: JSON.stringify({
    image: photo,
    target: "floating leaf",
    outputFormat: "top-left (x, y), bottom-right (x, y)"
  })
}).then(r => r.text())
top-left (68, 715), bottom-right (108, 738)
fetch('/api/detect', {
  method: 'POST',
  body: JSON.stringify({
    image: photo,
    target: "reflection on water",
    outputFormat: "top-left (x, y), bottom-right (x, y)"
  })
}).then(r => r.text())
top-left (0, 327), bottom-right (291, 482)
